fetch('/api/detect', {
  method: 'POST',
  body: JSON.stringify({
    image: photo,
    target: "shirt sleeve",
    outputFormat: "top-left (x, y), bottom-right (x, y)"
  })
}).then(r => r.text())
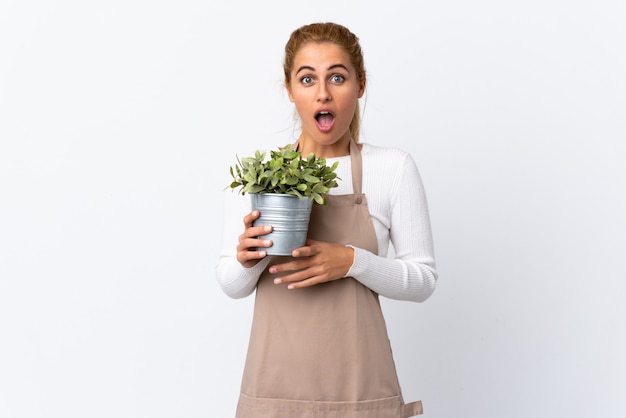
top-left (347, 151), bottom-right (437, 302)
top-left (214, 191), bottom-right (271, 299)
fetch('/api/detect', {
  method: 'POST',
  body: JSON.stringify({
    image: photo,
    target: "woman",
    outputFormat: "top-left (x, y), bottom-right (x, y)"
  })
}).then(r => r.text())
top-left (216, 22), bottom-right (437, 418)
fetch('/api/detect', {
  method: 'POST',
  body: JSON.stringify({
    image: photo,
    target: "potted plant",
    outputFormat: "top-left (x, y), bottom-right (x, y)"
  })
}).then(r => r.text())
top-left (226, 144), bottom-right (340, 255)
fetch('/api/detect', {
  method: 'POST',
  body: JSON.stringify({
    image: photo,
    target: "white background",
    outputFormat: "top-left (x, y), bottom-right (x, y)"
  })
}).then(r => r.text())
top-left (1, 1), bottom-right (625, 417)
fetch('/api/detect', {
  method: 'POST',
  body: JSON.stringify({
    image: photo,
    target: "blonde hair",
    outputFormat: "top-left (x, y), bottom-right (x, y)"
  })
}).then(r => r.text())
top-left (283, 22), bottom-right (366, 142)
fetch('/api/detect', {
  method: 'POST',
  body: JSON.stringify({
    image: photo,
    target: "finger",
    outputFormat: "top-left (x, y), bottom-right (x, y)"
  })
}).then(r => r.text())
top-left (238, 248), bottom-right (268, 260)
top-left (243, 210), bottom-right (261, 228)
top-left (272, 265), bottom-right (324, 286)
top-left (238, 236), bottom-right (273, 253)
top-left (246, 224), bottom-right (272, 239)
top-left (285, 276), bottom-right (323, 290)
top-left (268, 259), bottom-right (309, 276)
top-left (290, 241), bottom-right (321, 258)
top-left (242, 209), bottom-right (272, 239)
top-left (237, 249), bottom-right (269, 268)
top-left (291, 246), bottom-right (315, 258)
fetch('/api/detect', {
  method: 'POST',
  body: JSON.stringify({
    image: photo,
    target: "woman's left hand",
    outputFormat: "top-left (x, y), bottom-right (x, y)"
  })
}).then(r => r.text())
top-left (268, 240), bottom-right (354, 289)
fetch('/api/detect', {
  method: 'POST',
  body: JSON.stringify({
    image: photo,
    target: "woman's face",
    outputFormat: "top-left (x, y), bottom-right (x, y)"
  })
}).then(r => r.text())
top-left (286, 42), bottom-right (365, 156)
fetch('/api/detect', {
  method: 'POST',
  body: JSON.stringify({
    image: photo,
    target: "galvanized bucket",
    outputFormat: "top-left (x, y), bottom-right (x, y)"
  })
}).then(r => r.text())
top-left (251, 193), bottom-right (313, 256)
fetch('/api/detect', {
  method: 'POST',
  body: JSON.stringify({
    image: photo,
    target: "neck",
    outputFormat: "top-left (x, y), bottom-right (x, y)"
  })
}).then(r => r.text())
top-left (297, 136), bottom-right (352, 158)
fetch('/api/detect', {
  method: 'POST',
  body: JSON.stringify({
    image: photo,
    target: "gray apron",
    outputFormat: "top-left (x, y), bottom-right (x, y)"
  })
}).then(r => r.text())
top-left (236, 140), bottom-right (423, 417)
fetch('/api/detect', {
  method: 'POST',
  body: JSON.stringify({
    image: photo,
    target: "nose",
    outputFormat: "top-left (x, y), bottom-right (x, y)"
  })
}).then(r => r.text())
top-left (317, 83), bottom-right (332, 102)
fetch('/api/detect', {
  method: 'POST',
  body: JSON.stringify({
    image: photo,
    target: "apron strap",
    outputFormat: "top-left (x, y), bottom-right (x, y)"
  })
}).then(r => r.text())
top-left (402, 400), bottom-right (424, 417)
top-left (349, 139), bottom-right (363, 195)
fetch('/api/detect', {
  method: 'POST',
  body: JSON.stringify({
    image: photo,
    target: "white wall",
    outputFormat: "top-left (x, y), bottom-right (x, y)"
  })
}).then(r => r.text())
top-left (1, 1), bottom-right (624, 417)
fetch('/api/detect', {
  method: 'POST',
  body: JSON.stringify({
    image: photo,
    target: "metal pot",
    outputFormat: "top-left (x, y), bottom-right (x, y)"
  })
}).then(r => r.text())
top-left (251, 193), bottom-right (313, 256)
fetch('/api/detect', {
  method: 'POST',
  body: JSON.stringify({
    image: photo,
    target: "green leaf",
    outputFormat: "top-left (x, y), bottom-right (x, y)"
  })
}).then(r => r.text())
top-left (303, 174), bottom-right (320, 183)
top-left (243, 172), bottom-right (256, 184)
top-left (224, 144), bottom-right (340, 204)
top-left (313, 193), bottom-right (324, 205)
top-left (248, 185), bottom-right (265, 193)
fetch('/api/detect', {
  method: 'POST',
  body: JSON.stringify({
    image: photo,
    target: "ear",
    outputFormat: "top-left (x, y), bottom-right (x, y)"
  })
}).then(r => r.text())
top-left (285, 81), bottom-right (294, 102)
top-left (357, 77), bottom-right (366, 99)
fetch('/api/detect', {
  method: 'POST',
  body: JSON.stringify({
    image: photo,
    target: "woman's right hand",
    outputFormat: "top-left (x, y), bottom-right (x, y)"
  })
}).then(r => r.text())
top-left (236, 210), bottom-right (273, 268)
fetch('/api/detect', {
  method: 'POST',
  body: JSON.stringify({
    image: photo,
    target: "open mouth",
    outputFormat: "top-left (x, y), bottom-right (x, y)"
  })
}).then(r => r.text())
top-left (315, 110), bottom-right (335, 132)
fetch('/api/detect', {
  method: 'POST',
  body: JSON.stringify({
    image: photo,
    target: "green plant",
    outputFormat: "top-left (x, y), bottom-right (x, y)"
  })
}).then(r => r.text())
top-left (226, 144), bottom-right (340, 205)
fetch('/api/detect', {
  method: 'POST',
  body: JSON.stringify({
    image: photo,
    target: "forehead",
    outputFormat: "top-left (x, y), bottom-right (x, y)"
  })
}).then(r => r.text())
top-left (293, 42), bottom-right (353, 71)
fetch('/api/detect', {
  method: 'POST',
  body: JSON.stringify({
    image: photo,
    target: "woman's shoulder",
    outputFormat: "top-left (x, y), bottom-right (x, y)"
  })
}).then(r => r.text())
top-left (360, 142), bottom-right (415, 166)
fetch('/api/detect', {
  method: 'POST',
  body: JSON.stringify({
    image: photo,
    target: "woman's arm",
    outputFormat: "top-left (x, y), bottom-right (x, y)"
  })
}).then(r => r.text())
top-left (348, 150), bottom-right (437, 302)
top-left (214, 192), bottom-right (271, 299)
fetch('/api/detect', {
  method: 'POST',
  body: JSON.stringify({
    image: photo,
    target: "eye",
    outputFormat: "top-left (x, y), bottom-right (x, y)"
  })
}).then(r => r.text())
top-left (330, 74), bottom-right (345, 83)
top-left (300, 76), bottom-right (314, 85)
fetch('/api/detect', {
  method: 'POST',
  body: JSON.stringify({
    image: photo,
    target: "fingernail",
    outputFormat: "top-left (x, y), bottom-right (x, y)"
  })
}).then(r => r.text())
top-left (264, 225), bottom-right (272, 232)
top-left (264, 240), bottom-right (272, 246)
top-left (269, 266), bottom-right (277, 274)
top-left (259, 251), bottom-right (266, 257)
top-left (287, 284), bottom-right (294, 290)
top-left (273, 278), bottom-right (282, 284)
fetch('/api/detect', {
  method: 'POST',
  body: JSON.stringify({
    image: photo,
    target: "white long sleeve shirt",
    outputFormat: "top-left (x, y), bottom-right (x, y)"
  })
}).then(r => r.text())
top-left (215, 143), bottom-right (437, 303)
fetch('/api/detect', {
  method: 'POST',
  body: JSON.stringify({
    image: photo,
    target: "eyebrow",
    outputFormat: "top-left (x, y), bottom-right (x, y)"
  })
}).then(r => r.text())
top-left (295, 64), bottom-right (350, 76)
